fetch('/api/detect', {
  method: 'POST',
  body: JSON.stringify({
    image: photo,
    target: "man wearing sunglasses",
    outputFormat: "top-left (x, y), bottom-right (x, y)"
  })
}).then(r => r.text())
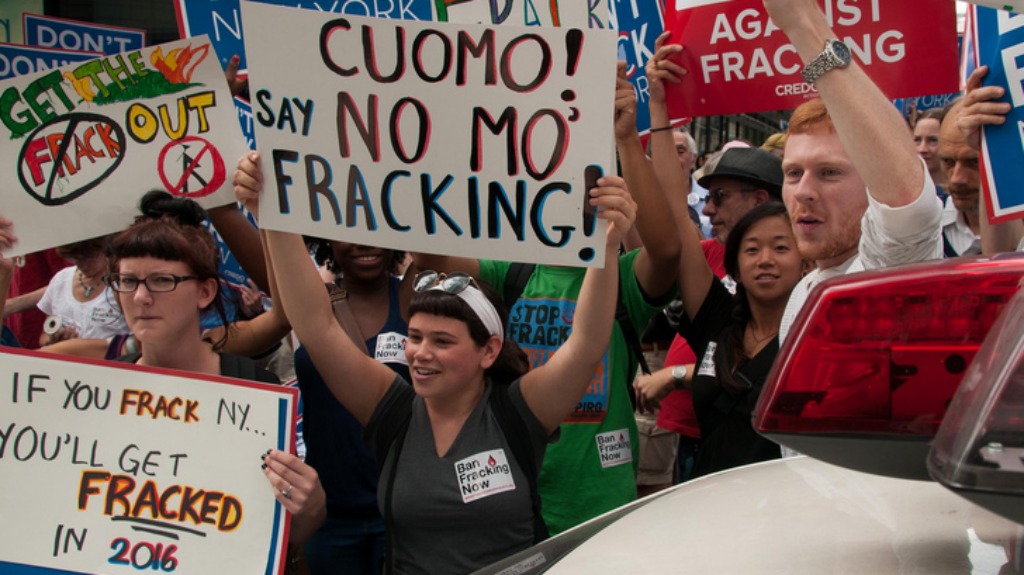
top-left (696, 147), bottom-right (785, 280)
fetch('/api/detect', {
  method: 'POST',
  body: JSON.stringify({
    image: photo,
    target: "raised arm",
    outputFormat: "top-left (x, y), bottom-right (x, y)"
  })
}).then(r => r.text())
top-left (614, 61), bottom-right (680, 299)
top-left (210, 299), bottom-right (292, 357)
top-left (213, 227), bottom-right (293, 357)
top-left (519, 175), bottom-right (635, 433)
top-left (763, 0), bottom-right (925, 207)
top-left (645, 35), bottom-right (714, 320)
top-left (234, 153), bottom-right (393, 425)
top-left (957, 66), bottom-right (1024, 254)
top-left (206, 204), bottom-right (269, 293)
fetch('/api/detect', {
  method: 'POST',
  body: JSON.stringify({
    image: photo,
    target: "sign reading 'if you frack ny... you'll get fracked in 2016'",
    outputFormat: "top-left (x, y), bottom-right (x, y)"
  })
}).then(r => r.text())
top-left (0, 349), bottom-right (298, 575)
top-left (242, 2), bottom-right (617, 267)
top-left (0, 35), bottom-right (248, 258)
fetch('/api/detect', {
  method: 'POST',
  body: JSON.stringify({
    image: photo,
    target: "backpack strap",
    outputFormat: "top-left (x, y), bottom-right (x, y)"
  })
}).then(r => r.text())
top-left (115, 352), bottom-right (142, 364)
top-left (116, 351), bottom-right (277, 384)
top-left (489, 383), bottom-right (549, 543)
top-left (942, 230), bottom-right (960, 258)
top-left (219, 352), bottom-right (257, 381)
top-left (615, 290), bottom-right (650, 376)
top-left (327, 282), bottom-right (371, 355)
top-left (375, 393), bottom-right (413, 575)
top-left (503, 262), bottom-right (535, 306)
top-left (218, 353), bottom-right (281, 384)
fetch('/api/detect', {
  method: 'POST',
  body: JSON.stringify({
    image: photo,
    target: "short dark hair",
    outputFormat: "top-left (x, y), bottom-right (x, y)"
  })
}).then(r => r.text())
top-left (56, 235), bottom-right (111, 261)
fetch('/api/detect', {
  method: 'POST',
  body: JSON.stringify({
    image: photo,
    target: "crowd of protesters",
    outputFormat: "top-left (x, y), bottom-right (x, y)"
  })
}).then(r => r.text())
top-left (3, 0), bottom-right (1022, 573)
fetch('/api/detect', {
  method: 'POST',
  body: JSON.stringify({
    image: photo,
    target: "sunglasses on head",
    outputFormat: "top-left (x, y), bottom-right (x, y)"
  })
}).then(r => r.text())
top-left (412, 270), bottom-right (479, 294)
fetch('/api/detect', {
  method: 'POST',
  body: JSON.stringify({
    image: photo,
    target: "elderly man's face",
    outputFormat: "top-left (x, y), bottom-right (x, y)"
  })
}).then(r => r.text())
top-left (673, 131), bottom-right (696, 174)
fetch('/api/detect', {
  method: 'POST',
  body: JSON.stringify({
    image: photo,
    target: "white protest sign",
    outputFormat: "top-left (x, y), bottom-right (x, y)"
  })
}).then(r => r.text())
top-left (0, 35), bottom-right (249, 258)
top-left (437, 0), bottom-right (609, 27)
top-left (0, 348), bottom-right (296, 575)
top-left (244, 3), bottom-right (617, 267)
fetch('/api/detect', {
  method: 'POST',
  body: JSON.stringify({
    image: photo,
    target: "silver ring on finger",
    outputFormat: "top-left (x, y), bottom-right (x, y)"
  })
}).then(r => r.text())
top-left (281, 484), bottom-right (293, 500)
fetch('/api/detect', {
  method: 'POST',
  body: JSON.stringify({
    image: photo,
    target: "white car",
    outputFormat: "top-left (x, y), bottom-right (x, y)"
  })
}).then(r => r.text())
top-left (476, 255), bottom-right (1024, 575)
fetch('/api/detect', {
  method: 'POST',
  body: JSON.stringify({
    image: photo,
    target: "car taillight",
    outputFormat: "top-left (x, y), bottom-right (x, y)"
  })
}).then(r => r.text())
top-left (928, 282), bottom-right (1024, 525)
top-left (754, 255), bottom-right (1024, 480)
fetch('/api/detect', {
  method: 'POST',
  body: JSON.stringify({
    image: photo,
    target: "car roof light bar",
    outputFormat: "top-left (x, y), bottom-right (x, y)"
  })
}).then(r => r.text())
top-left (928, 282), bottom-right (1024, 525)
top-left (753, 254), bottom-right (1024, 479)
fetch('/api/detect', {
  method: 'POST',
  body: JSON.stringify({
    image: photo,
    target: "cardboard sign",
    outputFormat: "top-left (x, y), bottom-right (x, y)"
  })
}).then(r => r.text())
top-left (0, 42), bottom-right (101, 80)
top-left (243, 3), bottom-right (617, 266)
top-left (662, 0), bottom-right (960, 117)
top-left (437, 0), bottom-right (609, 27)
top-left (970, 6), bottom-right (1024, 223)
top-left (443, 0), bottom-right (670, 133)
top-left (23, 13), bottom-right (146, 55)
top-left (174, 0), bottom-right (434, 73)
top-left (0, 35), bottom-right (249, 258)
top-left (0, 348), bottom-right (297, 575)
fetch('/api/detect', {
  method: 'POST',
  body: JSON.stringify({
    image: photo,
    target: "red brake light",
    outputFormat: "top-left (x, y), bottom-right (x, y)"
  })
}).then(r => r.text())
top-left (754, 255), bottom-right (1024, 478)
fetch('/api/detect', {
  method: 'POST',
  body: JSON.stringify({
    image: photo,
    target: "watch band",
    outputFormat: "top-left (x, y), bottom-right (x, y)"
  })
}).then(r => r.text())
top-left (671, 365), bottom-right (688, 390)
top-left (801, 38), bottom-right (852, 85)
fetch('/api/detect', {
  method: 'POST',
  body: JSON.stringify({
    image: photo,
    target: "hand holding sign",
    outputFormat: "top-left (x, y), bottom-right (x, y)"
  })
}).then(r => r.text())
top-left (615, 63), bottom-right (641, 141)
top-left (233, 152), bottom-right (263, 220)
top-left (645, 32), bottom-right (686, 108)
top-left (959, 66), bottom-right (1012, 150)
top-left (0, 214), bottom-right (15, 254)
top-left (589, 175), bottom-right (637, 252)
top-left (261, 449), bottom-right (326, 543)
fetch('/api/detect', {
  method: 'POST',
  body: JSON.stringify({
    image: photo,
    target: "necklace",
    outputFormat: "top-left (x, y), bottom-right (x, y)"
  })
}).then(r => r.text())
top-left (78, 269), bottom-right (97, 298)
top-left (746, 326), bottom-right (778, 347)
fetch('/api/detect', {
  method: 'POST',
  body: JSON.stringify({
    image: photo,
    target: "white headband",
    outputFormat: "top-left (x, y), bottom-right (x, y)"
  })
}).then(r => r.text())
top-left (429, 284), bottom-right (505, 341)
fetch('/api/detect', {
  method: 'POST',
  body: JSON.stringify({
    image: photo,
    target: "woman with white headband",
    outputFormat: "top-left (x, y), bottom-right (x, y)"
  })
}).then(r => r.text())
top-left (234, 152), bottom-right (634, 575)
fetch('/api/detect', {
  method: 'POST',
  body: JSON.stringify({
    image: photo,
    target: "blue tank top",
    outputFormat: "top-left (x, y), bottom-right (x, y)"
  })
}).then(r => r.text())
top-left (295, 276), bottom-right (409, 516)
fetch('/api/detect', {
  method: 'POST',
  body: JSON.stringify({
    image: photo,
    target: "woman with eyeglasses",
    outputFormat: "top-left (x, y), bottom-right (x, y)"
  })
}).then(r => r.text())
top-left (234, 151), bottom-right (635, 575)
top-left (103, 190), bottom-right (327, 550)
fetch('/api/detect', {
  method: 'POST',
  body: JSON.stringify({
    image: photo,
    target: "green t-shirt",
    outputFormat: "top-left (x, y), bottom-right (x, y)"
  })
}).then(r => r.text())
top-left (479, 250), bottom-right (670, 534)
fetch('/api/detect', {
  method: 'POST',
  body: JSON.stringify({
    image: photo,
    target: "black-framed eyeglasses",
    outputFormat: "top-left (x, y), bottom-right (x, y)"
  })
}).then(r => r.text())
top-left (708, 187), bottom-right (756, 206)
top-left (105, 273), bottom-right (199, 293)
top-left (412, 270), bottom-right (478, 294)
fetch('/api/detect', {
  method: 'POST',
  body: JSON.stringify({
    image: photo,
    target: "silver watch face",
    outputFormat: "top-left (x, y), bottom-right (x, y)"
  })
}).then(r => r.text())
top-left (672, 366), bottom-right (687, 381)
top-left (829, 40), bottom-right (852, 65)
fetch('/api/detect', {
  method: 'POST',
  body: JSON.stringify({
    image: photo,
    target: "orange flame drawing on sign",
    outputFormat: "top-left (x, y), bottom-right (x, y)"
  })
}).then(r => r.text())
top-left (150, 43), bottom-right (211, 84)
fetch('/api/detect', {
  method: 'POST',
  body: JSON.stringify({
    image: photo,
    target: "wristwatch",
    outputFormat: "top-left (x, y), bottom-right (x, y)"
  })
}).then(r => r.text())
top-left (801, 38), bottom-right (852, 85)
top-left (671, 365), bottom-right (688, 390)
